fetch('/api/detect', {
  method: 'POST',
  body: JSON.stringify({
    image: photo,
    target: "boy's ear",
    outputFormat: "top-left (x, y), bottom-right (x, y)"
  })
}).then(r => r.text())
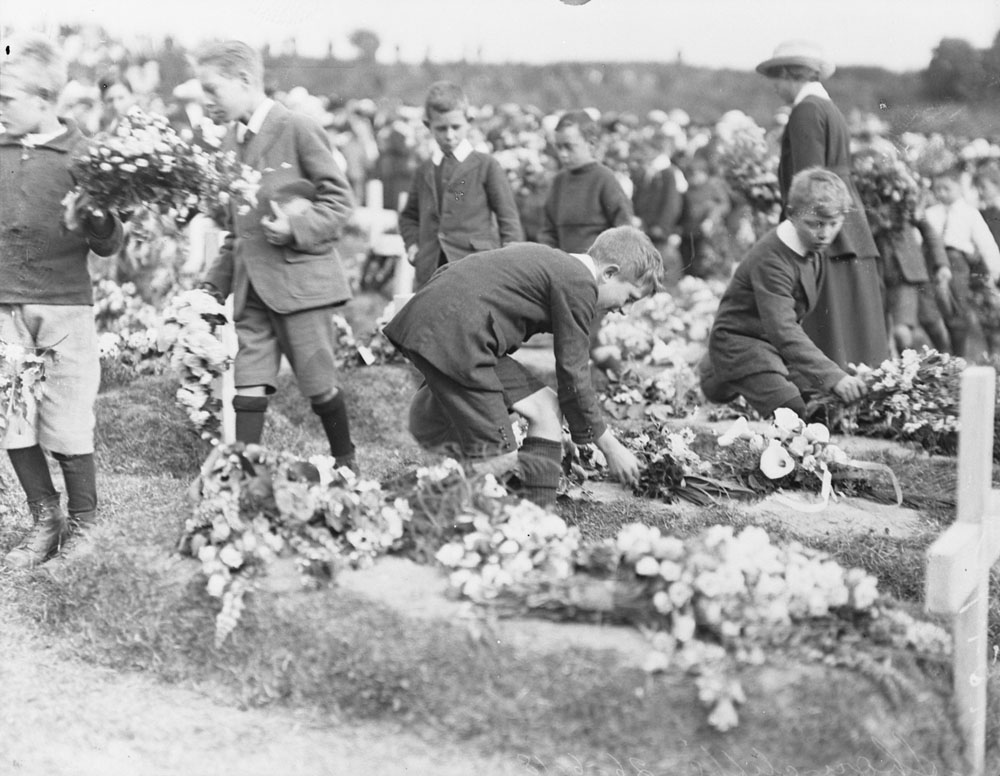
top-left (599, 263), bottom-right (621, 281)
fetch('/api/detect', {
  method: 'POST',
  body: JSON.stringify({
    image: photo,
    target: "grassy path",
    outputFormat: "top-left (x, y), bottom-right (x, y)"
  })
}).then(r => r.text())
top-left (0, 616), bottom-right (527, 776)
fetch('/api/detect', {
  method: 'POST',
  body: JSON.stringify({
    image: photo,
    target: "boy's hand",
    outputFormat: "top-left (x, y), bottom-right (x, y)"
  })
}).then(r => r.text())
top-left (833, 374), bottom-right (867, 404)
top-left (596, 431), bottom-right (641, 488)
top-left (261, 201), bottom-right (293, 245)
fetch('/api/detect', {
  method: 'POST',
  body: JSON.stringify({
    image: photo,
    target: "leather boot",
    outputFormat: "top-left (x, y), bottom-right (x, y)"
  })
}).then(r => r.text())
top-left (3, 494), bottom-right (69, 569)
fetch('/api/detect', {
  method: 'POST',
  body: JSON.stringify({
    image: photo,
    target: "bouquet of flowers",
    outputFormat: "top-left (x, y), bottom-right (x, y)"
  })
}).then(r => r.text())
top-left (194, 147), bottom-right (262, 227)
top-left (851, 152), bottom-right (921, 235)
top-left (602, 362), bottom-right (703, 422)
top-left (181, 443), bottom-right (410, 646)
top-left (818, 348), bottom-right (964, 455)
top-left (64, 106), bottom-right (205, 227)
top-left (0, 340), bottom-right (54, 438)
top-left (714, 410), bottom-right (901, 508)
top-left (714, 115), bottom-right (781, 226)
top-left (159, 289), bottom-right (235, 441)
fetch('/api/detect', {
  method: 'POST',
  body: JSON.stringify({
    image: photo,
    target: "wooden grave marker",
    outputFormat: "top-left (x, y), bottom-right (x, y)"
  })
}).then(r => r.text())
top-left (926, 365), bottom-right (1000, 776)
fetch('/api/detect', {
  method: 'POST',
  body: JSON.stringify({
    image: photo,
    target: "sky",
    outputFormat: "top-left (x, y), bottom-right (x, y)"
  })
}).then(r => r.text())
top-left (2, 0), bottom-right (999, 73)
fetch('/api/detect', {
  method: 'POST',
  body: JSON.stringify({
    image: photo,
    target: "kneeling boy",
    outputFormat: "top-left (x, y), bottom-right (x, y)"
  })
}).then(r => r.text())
top-left (699, 167), bottom-right (867, 419)
top-left (383, 226), bottom-right (662, 506)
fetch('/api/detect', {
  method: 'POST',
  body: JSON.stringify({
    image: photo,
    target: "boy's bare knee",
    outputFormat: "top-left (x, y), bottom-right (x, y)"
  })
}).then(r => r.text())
top-left (511, 387), bottom-right (561, 438)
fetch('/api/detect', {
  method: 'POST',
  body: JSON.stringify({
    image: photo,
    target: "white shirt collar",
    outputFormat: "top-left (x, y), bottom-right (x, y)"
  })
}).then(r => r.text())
top-left (21, 127), bottom-right (68, 147)
top-left (431, 138), bottom-right (473, 165)
top-left (793, 81), bottom-right (831, 106)
top-left (237, 98), bottom-right (274, 141)
top-left (570, 252), bottom-right (599, 279)
top-left (776, 220), bottom-right (811, 257)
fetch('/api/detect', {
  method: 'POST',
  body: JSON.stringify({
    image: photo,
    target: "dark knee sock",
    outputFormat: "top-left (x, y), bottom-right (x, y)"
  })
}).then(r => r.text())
top-left (232, 395), bottom-right (269, 444)
top-left (7, 445), bottom-right (57, 503)
top-left (52, 452), bottom-right (97, 516)
top-left (514, 436), bottom-right (563, 507)
top-left (312, 393), bottom-right (355, 459)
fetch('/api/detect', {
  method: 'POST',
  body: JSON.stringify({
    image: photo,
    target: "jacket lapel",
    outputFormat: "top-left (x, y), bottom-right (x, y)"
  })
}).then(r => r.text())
top-left (243, 103), bottom-right (286, 169)
top-left (422, 162), bottom-right (439, 214)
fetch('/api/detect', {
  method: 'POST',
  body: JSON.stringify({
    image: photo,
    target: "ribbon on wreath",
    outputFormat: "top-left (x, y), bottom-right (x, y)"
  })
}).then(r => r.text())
top-left (770, 459), bottom-right (902, 514)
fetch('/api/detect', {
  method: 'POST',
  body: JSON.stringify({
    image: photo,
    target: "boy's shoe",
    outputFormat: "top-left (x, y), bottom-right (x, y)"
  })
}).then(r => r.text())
top-left (3, 494), bottom-right (70, 570)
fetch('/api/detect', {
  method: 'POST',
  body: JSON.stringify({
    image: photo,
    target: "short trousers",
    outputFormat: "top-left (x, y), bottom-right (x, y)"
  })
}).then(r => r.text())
top-left (699, 354), bottom-right (811, 419)
top-left (405, 352), bottom-right (545, 459)
top-left (0, 304), bottom-right (100, 454)
top-left (234, 283), bottom-right (340, 398)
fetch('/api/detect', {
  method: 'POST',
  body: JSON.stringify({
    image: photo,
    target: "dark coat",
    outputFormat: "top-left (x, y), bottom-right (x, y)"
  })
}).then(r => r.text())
top-left (398, 151), bottom-right (523, 289)
top-left (204, 102), bottom-right (355, 317)
top-left (383, 243), bottom-right (607, 444)
top-left (707, 229), bottom-right (845, 391)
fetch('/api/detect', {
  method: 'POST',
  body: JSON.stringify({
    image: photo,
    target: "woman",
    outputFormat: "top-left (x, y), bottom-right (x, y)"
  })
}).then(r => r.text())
top-left (757, 40), bottom-right (888, 370)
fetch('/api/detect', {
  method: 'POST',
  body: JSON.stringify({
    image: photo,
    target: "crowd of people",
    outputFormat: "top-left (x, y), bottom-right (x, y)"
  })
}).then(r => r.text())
top-left (3, 28), bottom-right (1000, 568)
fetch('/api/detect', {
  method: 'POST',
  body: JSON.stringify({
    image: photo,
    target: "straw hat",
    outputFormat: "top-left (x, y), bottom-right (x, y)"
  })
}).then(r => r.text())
top-left (756, 40), bottom-right (835, 80)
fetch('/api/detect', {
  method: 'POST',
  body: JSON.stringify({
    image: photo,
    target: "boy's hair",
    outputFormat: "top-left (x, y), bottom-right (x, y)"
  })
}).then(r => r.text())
top-left (194, 40), bottom-right (264, 86)
top-left (787, 167), bottom-right (853, 217)
top-left (589, 226), bottom-right (665, 294)
top-left (424, 81), bottom-right (469, 120)
top-left (2, 34), bottom-right (67, 103)
top-left (555, 110), bottom-right (600, 145)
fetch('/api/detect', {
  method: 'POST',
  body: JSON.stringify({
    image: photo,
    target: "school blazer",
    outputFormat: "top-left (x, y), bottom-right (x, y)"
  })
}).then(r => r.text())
top-left (707, 230), bottom-right (845, 391)
top-left (398, 151), bottom-right (523, 288)
top-left (778, 96), bottom-right (878, 262)
top-left (383, 244), bottom-right (607, 445)
top-left (205, 102), bottom-right (355, 316)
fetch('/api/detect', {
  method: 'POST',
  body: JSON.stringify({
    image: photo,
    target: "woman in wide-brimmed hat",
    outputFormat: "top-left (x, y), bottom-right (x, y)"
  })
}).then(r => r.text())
top-left (757, 40), bottom-right (889, 372)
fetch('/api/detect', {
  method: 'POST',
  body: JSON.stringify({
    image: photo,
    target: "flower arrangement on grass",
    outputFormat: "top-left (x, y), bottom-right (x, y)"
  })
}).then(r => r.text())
top-left (180, 443), bottom-right (410, 646)
top-left (817, 348), bottom-right (964, 455)
top-left (714, 410), bottom-right (901, 508)
top-left (0, 340), bottom-right (54, 437)
top-left (158, 289), bottom-right (235, 442)
top-left (602, 361), bottom-right (703, 422)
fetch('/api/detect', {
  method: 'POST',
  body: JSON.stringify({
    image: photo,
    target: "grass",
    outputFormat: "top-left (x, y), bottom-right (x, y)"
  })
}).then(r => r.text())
top-left (0, 363), bottom-right (996, 773)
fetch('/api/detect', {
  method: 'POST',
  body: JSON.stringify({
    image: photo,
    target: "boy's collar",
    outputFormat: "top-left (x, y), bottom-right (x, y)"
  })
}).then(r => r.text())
top-left (570, 252), bottom-right (599, 279)
top-left (431, 138), bottom-right (473, 165)
top-left (776, 220), bottom-right (810, 257)
top-left (1, 118), bottom-right (76, 150)
top-left (239, 98), bottom-right (274, 136)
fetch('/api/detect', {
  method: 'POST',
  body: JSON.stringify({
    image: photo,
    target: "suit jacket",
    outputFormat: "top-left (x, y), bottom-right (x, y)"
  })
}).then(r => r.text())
top-left (383, 243), bottom-right (607, 445)
top-left (778, 95), bottom-right (878, 261)
top-left (204, 102), bottom-right (355, 316)
top-left (707, 229), bottom-right (845, 391)
top-left (631, 166), bottom-right (683, 241)
top-left (398, 151), bottom-right (523, 289)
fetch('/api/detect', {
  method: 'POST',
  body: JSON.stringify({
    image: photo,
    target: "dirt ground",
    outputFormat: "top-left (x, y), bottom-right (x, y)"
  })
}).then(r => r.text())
top-left (0, 618), bottom-right (529, 776)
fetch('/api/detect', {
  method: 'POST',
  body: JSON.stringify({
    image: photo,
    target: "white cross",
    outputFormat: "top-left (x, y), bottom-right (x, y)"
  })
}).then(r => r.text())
top-left (926, 366), bottom-right (1000, 776)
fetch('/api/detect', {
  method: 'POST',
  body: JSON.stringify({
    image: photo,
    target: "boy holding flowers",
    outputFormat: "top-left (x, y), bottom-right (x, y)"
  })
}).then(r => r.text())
top-left (383, 226), bottom-right (662, 507)
top-left (699, 168), bottom-right (868, 420)
top-left (194, 40), bottom-right (360, 470)
top-left (0, 35), bottom-right (125, 568)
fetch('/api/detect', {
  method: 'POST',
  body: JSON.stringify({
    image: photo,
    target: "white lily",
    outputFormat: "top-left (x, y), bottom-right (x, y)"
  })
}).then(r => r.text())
top-left (759, 439), bottom-right (795, 479)
top-left (717, 416), bottom-right (750, 447)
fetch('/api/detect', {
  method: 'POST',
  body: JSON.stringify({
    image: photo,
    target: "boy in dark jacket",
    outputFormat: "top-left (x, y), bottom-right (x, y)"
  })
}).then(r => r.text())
top-left (399, 81), bottom-right (523, 289)
top-left (384, 226), bottom-right (662, 507)
top-left (1, 35), bottom-right (124, 568)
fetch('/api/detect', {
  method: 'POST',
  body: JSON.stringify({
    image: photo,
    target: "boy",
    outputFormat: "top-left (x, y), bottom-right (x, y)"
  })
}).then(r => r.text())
top-left (1, 36), bottom-right (124, 568)
top-left (924, 167), bottom-right (1000, 358)
top-left (399, 81), bottom-right (523, 290)
top-left (194, 40), bottom-right (359, 469)
top-left (538, 110), bottom-right (634, 254)
top-left (631, 130), bottom-right (685, 283)
top-left (699, 168), bottom-right (868, 419)
top-left (383, 226), bottom-right (663, 507)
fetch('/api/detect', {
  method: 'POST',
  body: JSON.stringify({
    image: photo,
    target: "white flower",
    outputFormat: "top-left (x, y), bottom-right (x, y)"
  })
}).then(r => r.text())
top-left (435, 542), bottom-right (466, 568)
top-left (717, 416), bottom-right (750, 447)
top-left (652, 590), bottom-right (673, 614)
top-left (635, 555), bottom-right (661, 576)
top-left (672, 611), bottom-right (697, 642)
top-left (218, 544), bottom-right (244, 568)
top-left (659, 560), bottom-right (683, 582)
top-left (771, 407), bottom-right (803, 435)
top-left (787, 435), bottom-right (810, 458)
top-left (206, 573), bottom-right (227, 598)
top-left (759, 440), bottom-right (795, 479)
top-left (803, 423), bottom-right (830, 444)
